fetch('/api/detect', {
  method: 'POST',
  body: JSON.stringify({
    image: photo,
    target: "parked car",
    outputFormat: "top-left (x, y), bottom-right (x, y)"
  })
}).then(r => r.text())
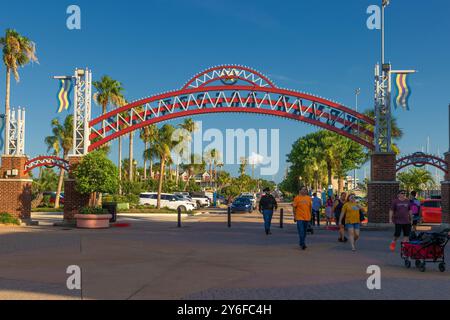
top-left (421, 199), bottom-right (442, 224)
top-left (239, 193), bottom-right (257, 210)
top-left (139, 193), bottom-right (196, 212)
top-left (230, 197), bottom-right (253, 213)
top-left (174, 194), bottom-right (198, 209)
top-left (43, 191), bottom-right (64, 205)
top-left (189, 192), bottom-right (211, 208)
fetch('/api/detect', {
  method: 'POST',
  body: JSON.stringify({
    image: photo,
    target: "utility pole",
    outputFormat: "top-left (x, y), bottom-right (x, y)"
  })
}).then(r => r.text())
top-left (354, 88), bottom-right (361, 190)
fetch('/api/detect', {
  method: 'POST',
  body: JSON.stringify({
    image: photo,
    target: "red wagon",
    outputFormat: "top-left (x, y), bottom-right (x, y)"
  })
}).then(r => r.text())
top-left (401, 230), bottom-right (449, 272)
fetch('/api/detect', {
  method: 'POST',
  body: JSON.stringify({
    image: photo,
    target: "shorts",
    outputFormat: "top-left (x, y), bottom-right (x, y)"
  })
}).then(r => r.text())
top-left (394, 224), bottom-right (412, 238)
top-left (345, 223), bottom-right (360, 230)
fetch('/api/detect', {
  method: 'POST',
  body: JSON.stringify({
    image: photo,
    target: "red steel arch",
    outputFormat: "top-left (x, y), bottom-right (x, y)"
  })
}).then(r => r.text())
top-left (396, 152), bottom-right (448, 174)
top-left (24, 156), bottom-right (70, 174)
top-left (88, 65), bottom-right (375, 152)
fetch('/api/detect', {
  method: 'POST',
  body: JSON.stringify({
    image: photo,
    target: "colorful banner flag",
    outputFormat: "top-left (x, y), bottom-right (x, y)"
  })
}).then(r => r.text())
top-left (0, 114), bottom-right (5, 151)
top-left (56, 78), bottom-right (73, 113)
top-left (394, 73), bottom-right (412, 110)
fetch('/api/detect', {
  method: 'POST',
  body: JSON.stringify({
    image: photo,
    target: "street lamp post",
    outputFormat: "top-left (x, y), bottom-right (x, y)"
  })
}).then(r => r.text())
top-left (354, 88), bottom-right (361, 190)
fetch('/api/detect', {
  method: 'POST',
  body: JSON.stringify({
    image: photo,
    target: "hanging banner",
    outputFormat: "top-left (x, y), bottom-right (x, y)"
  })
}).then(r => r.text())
top-left (56, 78), bottom-right (73, 113)
top-left (394, 73), bottom-right (412, 111)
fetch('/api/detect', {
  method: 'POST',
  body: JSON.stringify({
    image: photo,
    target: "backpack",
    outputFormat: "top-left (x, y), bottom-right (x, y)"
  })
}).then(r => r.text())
top-left (410, 199), bottom-right (420, 215)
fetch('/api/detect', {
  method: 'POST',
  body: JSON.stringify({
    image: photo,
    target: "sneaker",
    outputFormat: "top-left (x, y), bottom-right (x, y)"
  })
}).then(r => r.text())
top-left (389, 241), bottom-right (396, 251)
top-left (301, 245), bottom-right (307, 250)
top-left (343, 237), bottom-right (348, 243)
top-left (338, 238), bottom-right (343, 242)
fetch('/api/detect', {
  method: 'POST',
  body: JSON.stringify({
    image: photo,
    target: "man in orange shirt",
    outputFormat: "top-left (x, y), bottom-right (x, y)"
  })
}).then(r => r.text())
top-left (293, 186), bottom-right (312, 250)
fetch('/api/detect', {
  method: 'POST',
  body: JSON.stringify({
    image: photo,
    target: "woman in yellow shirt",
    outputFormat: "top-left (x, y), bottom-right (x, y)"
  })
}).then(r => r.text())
top-left (339, 194), bottom-right (364, 252)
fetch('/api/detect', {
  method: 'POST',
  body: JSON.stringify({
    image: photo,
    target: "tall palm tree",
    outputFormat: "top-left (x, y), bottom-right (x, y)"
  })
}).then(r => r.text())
top-left (140, 124), bottom-right (158, 180)
top-left (93, 76), bottom-right (125, 185)
top-left (152, 124), bottom-right (175, 208)
top-left (0, 29), bottom-right (38, 154)
top-left (178, 118), bottom-right (198, 187)
top-left (363, 109), bottom-right (404, 154)
top-left (44, 115), bottom-right (73, 208)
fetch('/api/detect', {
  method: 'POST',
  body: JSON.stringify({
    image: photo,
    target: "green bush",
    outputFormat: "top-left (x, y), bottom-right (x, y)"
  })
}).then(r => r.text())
top-left (79, 207), bottom-right (108, 215)
top-left (0, 213), bottom-right (20, 225)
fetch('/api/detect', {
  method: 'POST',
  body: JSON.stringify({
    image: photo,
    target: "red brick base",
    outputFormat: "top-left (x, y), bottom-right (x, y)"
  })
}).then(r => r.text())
top-left (63, 156), bottom-right (90, 223)
top-left (368, 152), bottom-right (398, 224)
top-left (0, 156), bottom-right (32, 222)
top-left (367, 182), bottom-right (400, 224)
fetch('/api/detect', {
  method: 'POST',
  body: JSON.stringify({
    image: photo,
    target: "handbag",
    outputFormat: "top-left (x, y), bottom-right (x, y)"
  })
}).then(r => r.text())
top-left (359, 209), bottom-right (366, 222)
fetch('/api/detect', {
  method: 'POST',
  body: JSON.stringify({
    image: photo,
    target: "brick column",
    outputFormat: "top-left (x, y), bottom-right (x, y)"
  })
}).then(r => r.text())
top-left (63, 156), bottom-right (90, 225)
top-left (367, 152), bottom-right (399, 224)
top-left (0, 156), bottom-right (33, 223)
top-left (441, 152), bottom-right (450, 227)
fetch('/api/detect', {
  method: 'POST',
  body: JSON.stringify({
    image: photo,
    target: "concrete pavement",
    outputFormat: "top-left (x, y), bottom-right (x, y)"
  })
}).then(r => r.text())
top-left (0, 208), bottom-right (449, 300)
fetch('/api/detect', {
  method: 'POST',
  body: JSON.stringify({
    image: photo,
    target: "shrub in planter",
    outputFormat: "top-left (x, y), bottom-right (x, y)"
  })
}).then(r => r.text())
top-left (75, 206), bottom-right (112, 229)
top-left (0, 213), bottom-right (20, 225)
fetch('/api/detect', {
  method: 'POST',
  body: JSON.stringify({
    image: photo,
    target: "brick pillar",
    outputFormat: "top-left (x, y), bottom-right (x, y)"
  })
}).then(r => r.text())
top-left (441, 152), bottom-right (450, 227)
top-left (0, 155), bottom-right (33, 223)
top-left (63, 156), bottom-right (90, 225)
top-left (367, 152), bottom-right (399, 224)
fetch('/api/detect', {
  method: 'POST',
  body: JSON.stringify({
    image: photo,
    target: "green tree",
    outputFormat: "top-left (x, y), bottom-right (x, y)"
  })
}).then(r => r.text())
top-left (72, 150), bottom-right (119, 207)
top-left (93, 76), bottom-right (126, 181)
top-left (363, 109), bottom-right (404, 154)
top-left (140, 124), bottom-right (158, 180)
top-left (44, 115), bottom-right (73, 208)
top-left (31, 168), bottom-right (58, 208)
top-left (1, 29), bottom-right (38, 154)
top-left (148, 124), bottom-right (176, 209)
top-left (397, 168), bottom-right (434, 193)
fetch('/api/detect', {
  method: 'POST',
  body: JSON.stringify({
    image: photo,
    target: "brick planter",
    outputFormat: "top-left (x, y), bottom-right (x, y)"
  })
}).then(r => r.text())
top-left (74, 214), bottom-right (112, 229)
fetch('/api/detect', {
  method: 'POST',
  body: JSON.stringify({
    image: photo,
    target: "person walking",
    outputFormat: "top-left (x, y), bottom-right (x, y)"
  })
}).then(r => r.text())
top-left (311, 193), bottom-right (322, 227)
top-left (333, 192), bottom-right (348, 242)
top-left (410, 191), bottom-right (421, 232)
top-left (389, 190), bottom-right (413, 251)
top-left (325, 195), bottom-right (334, 226)
top-left (258, 187), bottom-right (278, 235)
top-left (293, 186), bottom-right (312, 250)
top-left (339, 194), bottom-right (364, 252)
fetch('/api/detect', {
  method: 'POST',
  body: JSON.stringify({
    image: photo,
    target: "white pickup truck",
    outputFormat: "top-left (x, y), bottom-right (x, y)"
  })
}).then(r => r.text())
top-left (189, 193), bottom-right (211, 208)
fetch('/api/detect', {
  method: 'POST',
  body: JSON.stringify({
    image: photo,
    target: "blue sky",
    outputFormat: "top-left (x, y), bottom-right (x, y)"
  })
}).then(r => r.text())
top-left (1, 0), bottom-right (450, 183)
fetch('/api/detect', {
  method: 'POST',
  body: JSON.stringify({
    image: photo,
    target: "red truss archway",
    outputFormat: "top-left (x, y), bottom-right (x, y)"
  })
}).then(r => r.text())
top-left (396, 152), bottom-right (448, 174)
top-left (89, 65), bottom-right (375, 151)
top-left (24, 156), bottom-right (70, 174)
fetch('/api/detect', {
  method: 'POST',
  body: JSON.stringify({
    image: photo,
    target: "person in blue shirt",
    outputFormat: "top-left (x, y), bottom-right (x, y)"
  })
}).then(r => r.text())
top-left (311, 193), bottom-right (322, 227)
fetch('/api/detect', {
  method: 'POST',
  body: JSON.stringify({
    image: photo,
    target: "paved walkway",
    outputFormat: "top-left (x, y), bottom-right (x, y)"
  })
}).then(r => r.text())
top-left (0, 207), bottom-right (449, 300)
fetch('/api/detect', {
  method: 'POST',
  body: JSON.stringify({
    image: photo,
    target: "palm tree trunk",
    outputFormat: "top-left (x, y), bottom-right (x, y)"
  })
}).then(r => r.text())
top-left (54, 168), bottom-right (64, 208)
top-left (129, 132), bottom-right (134, 181)
top-left (4, 68), bottom-right (11, 154)
top-left (327, 162), bottom-right (332, 187)
top-left (118, 135), bottom-right (122, 194)
top-left (149, 141), bottom-right (153, 179)
top-left (143, 141), bottom-right (148, 180)
top-left (157, 157), bottom-right (166, 209)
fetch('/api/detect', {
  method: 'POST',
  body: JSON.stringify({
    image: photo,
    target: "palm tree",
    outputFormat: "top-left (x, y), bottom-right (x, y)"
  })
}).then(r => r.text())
top-left (93, 76), bottom-right (125, 185)
top-left (398, 168), bottom-right (434, 193)
top-left (239, 157), bottom-right (248, 176)
top-left (0, 29), bottom-right (38, 154)
top-left (140, 124), bottom-right (158, 180)
top-left (178, 119), bottom-right (198, 187)
top-left (44, 115), bottom-right (73, 208)
top-left (152, 124), bottom-right (176, 208)
top-left (363, 109), bottom-right (404, 154)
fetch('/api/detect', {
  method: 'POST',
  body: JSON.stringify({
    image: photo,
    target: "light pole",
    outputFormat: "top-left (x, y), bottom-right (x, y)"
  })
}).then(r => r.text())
top-left (354, 88), bottom-right (361, 190)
